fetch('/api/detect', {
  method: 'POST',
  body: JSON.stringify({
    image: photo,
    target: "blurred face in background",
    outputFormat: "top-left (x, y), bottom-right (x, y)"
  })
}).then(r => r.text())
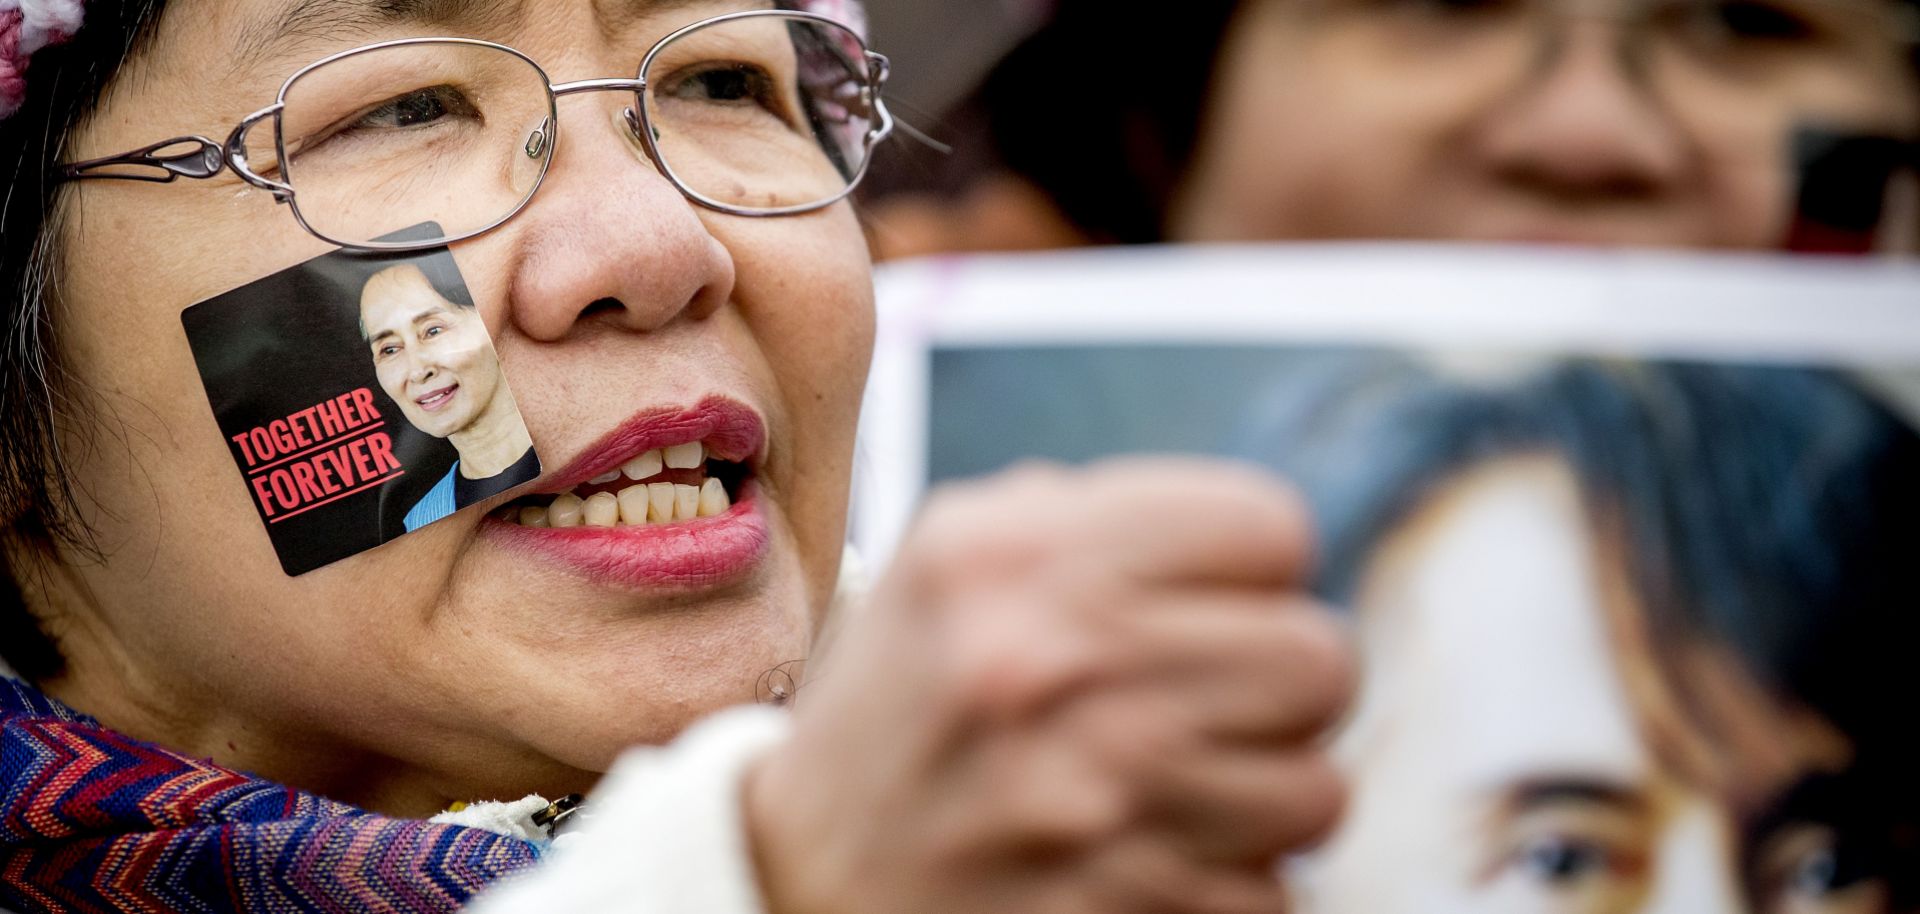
top-left (1297, 457), bottom-right (1890, 914)
top-left (1173, 0), bottom-right (1920, 247)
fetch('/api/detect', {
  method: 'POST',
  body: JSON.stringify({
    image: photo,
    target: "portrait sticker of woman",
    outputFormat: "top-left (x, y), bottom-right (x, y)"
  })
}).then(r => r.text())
top-left (358, 263), bottom-right (538, 533)
top-left (181, 224), bottom-right (541, 575)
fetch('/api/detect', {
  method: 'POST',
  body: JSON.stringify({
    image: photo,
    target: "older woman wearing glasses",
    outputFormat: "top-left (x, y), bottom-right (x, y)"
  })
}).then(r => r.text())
top-left (0, 2), bottom-right (1351, 914)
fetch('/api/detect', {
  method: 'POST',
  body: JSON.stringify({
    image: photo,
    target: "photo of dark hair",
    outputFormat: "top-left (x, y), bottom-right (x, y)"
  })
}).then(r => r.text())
top-left (1233, 356), bottom-right (1920, 903)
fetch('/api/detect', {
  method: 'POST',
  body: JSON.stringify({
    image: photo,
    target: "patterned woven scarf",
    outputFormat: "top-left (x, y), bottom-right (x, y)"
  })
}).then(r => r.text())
top-left (0, 678), bottom-right (540, 914)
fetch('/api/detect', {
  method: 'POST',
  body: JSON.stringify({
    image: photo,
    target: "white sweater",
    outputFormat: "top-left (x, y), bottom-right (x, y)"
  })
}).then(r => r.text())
top-left (462, 705), bottom-right (792, 914)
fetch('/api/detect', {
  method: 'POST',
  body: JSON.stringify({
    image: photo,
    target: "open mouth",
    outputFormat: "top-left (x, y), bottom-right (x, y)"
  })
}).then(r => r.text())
top-left (415, 384), bottom-right (459, 411)
top-left (498, 438), bottom-right (749, 528)
top-left (480, 398), bottom-right (770, 588)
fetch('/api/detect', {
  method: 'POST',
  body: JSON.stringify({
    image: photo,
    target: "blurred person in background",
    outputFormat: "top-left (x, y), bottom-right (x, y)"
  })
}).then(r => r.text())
top-left (865, 0), bottom-right (1919, 256)
top-left (1235, 357), bottom-right (1920, 913)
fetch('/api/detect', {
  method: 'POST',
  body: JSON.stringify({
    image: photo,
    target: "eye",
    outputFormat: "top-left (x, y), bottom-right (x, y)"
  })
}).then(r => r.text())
top-left (423, 324), bottom-right (446, 339)
top-left (1515, 835), bottom-right (1616, 885)
top-left (1717, 0), bottom-right (1816, 36)
top-left (1791, 846), bottom-right (1843, 892)
top-left (353, 85), bottom-right (481, 130)
top-left (1664, 0), bottom-right (1823, 46)
top-left (663, 63), bottom-right (781, 109)
top-left (297, 85), bottom-right (484, 156)
top-left (1368, 0), bottom-right (1523, 19)
top-left (377, 343), bottom-right (401, 358)
top-left (1753, 827), bottom-right (1888, 914)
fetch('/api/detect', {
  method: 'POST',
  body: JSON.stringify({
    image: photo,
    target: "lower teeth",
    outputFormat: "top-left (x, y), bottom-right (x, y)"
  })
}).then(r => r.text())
top-left (516, 477), bottom-right (730, 528)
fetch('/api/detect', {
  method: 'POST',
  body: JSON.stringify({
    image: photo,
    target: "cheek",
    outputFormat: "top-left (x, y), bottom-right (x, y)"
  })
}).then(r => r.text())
top-left (48, 258), bottom-right (375, 701)
top-left (1180, 25), bottom-right (1466, 240)
top-left (728, 208), bottom-right (874, 425)
top-left (446, 338), bottom-right (498, 385)
top-left (717, 208), bottom-right (873, 601)
top-left (376, 359), bottom-right (408, 393)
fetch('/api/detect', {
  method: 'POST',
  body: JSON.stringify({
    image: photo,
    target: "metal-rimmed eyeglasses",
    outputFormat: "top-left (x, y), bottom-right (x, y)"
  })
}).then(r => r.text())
top-left (55, 10), bottom-right (894, 251)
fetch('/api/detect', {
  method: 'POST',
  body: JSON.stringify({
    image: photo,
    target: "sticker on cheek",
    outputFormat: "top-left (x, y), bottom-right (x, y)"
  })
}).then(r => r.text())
top-left (181, 223), bottom-right (541, 576)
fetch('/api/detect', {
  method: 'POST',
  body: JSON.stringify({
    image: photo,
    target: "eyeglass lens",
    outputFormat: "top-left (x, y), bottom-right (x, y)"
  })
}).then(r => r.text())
top-left (270, 14), bottom-right (877, 247)
top-left (1292, 0), bottom-right (1913, 164)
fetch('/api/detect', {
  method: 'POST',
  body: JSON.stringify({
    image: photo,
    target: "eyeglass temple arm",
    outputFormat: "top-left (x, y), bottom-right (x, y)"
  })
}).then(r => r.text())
top-left (863, 50), bottom-right (900, 147)
top-left (56, 104), bottom-right (291, 197)
top-left (56, 135), bottom-right (227, 184)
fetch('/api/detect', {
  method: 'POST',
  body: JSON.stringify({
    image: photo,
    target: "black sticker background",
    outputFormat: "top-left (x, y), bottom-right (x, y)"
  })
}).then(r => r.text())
top-left (181, 223), bottom-right (535, 575)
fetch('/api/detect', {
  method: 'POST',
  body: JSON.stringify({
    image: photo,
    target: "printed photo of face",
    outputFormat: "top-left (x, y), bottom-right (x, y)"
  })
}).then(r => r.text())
top-left (1299, 457), bottom-right (1878, 914)
top-left (1235, 359), bottom-right (1917, 914)
top-left (360, 264), bottom-right (504, 442)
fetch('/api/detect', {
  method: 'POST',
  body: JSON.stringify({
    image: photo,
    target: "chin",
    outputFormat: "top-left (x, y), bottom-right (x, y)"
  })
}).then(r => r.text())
top-left (449, 548), bottom-right (817, 767)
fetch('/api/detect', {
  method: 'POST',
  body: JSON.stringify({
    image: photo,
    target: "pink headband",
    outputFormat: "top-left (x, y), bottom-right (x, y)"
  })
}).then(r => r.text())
top-left (0, 0), bottom-right (83, 118)
top-left (799, 0), bottom-right (868, 39)
top-left (0, 1), bottom-right (866, 121)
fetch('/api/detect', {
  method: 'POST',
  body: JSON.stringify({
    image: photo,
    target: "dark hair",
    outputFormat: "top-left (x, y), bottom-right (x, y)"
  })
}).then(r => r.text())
top-left (353, 256), bottom-right (480, 341)
top-left (0, 1), bottom-right (174, 680)
top-left (1233, 356), bottom-right (1920, 899)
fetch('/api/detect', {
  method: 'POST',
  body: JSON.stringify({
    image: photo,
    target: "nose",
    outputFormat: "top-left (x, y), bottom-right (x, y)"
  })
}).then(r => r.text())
top-left (408, 353), bottom-right (439, 386)
top-left (502, 96), bottom-right (736, 342)
top-left (1640, 803), bottom-right (1746, 913)
top-left (1471, 19), bottom-right (1690, 202)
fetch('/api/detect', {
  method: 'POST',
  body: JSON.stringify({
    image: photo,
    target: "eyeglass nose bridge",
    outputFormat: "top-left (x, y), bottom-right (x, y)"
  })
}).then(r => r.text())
top-left (542, 77), bottom-right (662, 163)
top-left (1524, 5), bottom-right (1664, 91)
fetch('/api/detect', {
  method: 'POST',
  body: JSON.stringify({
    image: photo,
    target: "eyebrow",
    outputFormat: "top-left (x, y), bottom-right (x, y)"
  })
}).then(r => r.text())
top-left (233, 0), bottom-right (529, 72)
top-left (368, 306), bottom-right (451, 344)
top-left (1501, 779), bottom-right (1651, 815)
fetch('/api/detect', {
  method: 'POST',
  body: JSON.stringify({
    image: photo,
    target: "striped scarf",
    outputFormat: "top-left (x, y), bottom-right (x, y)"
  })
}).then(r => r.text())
top-left (0, 678), bottom-right (539, 913)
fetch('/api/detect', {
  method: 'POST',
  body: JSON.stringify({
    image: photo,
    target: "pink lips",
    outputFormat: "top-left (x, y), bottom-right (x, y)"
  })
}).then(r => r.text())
top-left (414, 384), bottom-right (459, 412)
top-left (481, 397), bottom-right (772, 589)
top-left (486, 485), bottom-right (771, 589)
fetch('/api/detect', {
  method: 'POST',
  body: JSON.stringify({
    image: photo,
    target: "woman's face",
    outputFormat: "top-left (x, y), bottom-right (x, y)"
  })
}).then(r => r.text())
top-left (1296, 457), bottom-right (1887, 914)
top-left (1174, 0), bottom-right (1920, 247)
top-left (362, 267), bottom-right (501, 440)
top-left (40, 0), bottom-right (874, 811)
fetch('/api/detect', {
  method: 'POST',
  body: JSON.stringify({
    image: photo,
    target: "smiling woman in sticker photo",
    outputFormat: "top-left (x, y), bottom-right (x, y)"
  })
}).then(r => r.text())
top-left (358, 263), bottom-right (538, 531)
top-left (0, 2), bottom-right (1355, 914)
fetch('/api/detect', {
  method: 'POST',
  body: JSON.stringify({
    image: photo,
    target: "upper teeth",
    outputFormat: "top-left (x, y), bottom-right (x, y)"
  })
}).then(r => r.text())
top-left (664, 442), bottom-right (704, 469)
top-left (623, 449), bottom-right (665, 480)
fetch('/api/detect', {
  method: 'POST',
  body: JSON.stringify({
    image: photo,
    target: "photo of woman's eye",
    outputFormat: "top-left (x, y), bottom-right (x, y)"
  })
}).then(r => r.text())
top-left (2, 0), bottom-right (1916, 913)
